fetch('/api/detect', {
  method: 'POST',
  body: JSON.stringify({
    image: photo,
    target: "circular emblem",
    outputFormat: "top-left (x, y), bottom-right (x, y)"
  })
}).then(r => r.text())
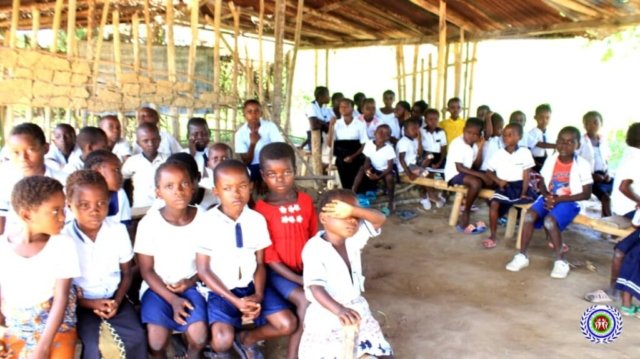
top-left (580, 305), bottom-right (623, 344)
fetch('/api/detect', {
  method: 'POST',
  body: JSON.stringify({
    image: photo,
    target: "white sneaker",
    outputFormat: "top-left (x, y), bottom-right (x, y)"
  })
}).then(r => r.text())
top-left (550, 260), bottom-right (570, 279)
top-left (420, 198), bottom-right (432, 210)
top-left (506, 253), bottom-right (529, 272)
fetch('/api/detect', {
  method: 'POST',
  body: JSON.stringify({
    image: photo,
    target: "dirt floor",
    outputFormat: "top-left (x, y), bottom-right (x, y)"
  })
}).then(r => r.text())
top-left (263, 196), bottom-right (640, 358)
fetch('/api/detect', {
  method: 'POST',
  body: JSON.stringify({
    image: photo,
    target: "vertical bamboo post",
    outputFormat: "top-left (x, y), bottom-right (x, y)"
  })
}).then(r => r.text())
top-left (324, 49), bottom-right (329, 87)
top-left (43, 107), bottom-right (52, 136)
top-left (435, 0), bottom-right (447, 114)
top-left (399, 46), bottom-right (406, 101)
top-left (462, 41), bottom-right (470, 118)
top-left (412, 44), bottom-right (419, 103)
top-left (67, 0), bottom-right (77, 58)
top-left (166, 0), bottom-right (179, 141)
top-left (284, 0), bottom-right (305, 135)
top-left (144, 0), bottom-right (153, 76)
top-left (443, 43), bottom-right (450, 111)
top-left (395, 46), bottom-right (402, 99)
top-left (454, 29), bottom-right (464, 98)
top-left (258, 0), bottom-right (265, 103)
top-left (467, 41), bottom-right (478, 120)
top-left (8, 0), bottom-right (20, 49)
top-left (132, 13), bottom-right (141, 73)
top-left (50, 0), bottom-right (63, 52)
top-left (229, 2), bottom-right (241, 130)
top-left (113, 10), bottom-right (122, 83)
top-left (420, 58), bottom-right (425, 101)
top-left (427, 53), bottom-right (433, 105)
top-left (188, 1), bottom-right (199, 82)
top-left (31, 6), bottom-right (40, 49)
top-left (272, 0), bottom-right (286, 125)
top-left (314, 49), bottom-right (319, 88)
top-left (93, 0), bottom-right (110, 92)
top-left (86, 0), bottom-right (95, 59)
top-left (212, 0), bottom-right (222, 141)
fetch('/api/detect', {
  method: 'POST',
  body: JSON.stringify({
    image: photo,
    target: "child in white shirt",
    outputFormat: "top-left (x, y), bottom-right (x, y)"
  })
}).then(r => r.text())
top-left (327, 99), bottom-right (368, 190)
top-left (527, 104), bottom-right (555, 172)
top-left (420, 109), bottom-right (447, 208)
top-left (480, 113), bottom-right (505, 172)
top-left (45, 123), bottom-right (76, 170)
top-left (63, 126), bottom-right (109, 174)
top-left (135, 107), bottom-right (183, 156)
top-left (509, 111), bottom-right (528, 148)
top-left (84, 150), bottom-right (132, 225)
top-left (99, 115), bottom-right (132, 162)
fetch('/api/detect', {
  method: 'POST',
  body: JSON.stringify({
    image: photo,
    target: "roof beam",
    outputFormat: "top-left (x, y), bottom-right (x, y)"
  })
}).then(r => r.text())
top-left (317, 0), bottom-right (357, 13)
top-left (305, 34), bottom-right (441, 49)
top-left (546, 0), bottom-right (600, 17)
top-left (354, 0), bottom-right (434, 37)
top-left (407, 0), bottom-right (474, 30)
top-left (284, 0), bottom-right (377, 39)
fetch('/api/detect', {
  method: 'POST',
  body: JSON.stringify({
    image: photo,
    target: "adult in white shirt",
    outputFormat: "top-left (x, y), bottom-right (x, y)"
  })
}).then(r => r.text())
top-left (184, 117), bottom-right (211, 179)
top-left (134, 107), bottom-right (183, 156)
top-left (99, 115), bottom-right (132, 162)
top-left (45, 123), bottom-right (77, 170)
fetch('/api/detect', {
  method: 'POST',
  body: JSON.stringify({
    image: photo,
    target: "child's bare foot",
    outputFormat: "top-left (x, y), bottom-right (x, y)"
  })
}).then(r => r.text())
top-left (482, 238), bottom-right (497, 249)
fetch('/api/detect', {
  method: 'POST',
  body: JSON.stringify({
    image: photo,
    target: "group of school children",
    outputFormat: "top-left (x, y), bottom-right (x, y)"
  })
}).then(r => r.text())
top-left (0, 100), bottom-right (394, 359)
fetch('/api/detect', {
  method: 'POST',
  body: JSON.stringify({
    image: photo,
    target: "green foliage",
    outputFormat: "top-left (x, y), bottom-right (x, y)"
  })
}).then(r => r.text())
top-left (599, 26), bottom-right (640, 62)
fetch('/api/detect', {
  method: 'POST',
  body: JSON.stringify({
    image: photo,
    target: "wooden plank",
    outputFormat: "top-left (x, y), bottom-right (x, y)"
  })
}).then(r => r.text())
top-left (435, 0), bottom-right (446, 112)
top-left (30, 6), bottom-right (39, 49)
top-left (50, 0), bottom-right (64, 52)
top-left (408, 0), bottom-right (474, 30)
top-left (67, 0), bottom-right (77, 58)
top-left (113, 9), bottom-right (122, 82)
top-left (8, 0), bottom-right (20, 48)
top-left (284, 0), bottom-right (304, 134)
top-left (272, 0), bottom-right (286, 125)
top-left (132, 13), bottom-right (140, 73)
top-left (144, 0), bottom-right (153, 76)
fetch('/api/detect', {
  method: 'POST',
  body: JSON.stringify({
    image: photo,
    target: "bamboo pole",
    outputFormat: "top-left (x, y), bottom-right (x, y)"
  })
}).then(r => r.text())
top-left (258, 0), bottom-right (265, 103)
top-left (314, 49), bottom-right (319, 88)
top-left (166, 0), bottom-right (179, 141)
top-left (435, 0), bottom-right (447, 113)
top-left (454, 29), bottom-right (464, 98)
top-left (113, 10), bottom-right (122, 83)
top-left (8, 0), bottom-right (20, 48)
top-left (325, 48), bottom-right (329, 87)
top-left (412, 44), bottom-right (419, 103)
top-left (188, 1), bottom-right (199, 82)
top-left (442, 43), bottom-right (450, 113)
top-left (212, 0), bottom-right (222, 141)
top-left (92, 0), bottom-right (110, 92)
top-left (467, 41), bottom-right (478, 120)
top-left (144, 0), bottom-right (153, 76)
top-left (67, 0), bottom-right (77, 58)
top-left (50, 0), bottom-right (63, 52)
top-left (399, 46), bottom-right (406, 100)
top-left (132, 13), bottom-right (140, 73)
top-left (229, 2), bottom-right (241, 130)
top-left (86, 0), bottom-right (95, 59)
top-left (427, 53), bottom-right (433, 105)
top-left (272, 0), bottom-right (286, 125)
top-left (284, 0), bottom-right (305, 135)
top-left (462, 41), bottom-right (470, 118)
top-left (31, 6), bottom-right (39, 49)
top-left (420, 58), bottom-right (425, 101)
top-left (395, 46), bottom-right (402, 99)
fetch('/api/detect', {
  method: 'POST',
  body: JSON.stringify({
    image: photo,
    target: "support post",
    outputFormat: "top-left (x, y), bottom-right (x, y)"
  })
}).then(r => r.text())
top-left (412, 44), bottom-right (419, 103)
top-left (272, 0), bottom-right (286, 124)
top-left (467, 41), bottom-right (478, 120)
top-left (454, 29), bottom-right (464, 98)
top-left (144, 0), bottom-right (153, 76)
top-left (132, 13), bottom-right (140, 73)
top-left (428, 53), bottom-right (433, 105)
top-left (258, 0), bottom-right (265, 104)
top-left (50, 0), bottom-right (63, 52)
top-left (435, 0), bottom-right (447, 113)
top-left (31, 6), bottom-right (40, 49)
top-left (67, 0), bottom-right (77, 58)
top-left (284, 0), bottom-right (305, 135)
top-left (212, 0), bottom-right (222, 141)
top-left (229, 1), bottom-right (241, 129)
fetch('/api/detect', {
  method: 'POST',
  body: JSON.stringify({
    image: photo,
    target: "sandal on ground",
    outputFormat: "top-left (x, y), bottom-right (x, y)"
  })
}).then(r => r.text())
top-left (232, 334), bottom-right (264, 359)
top-left (584, 289), bottom-right (613, 303)
top-left (171, 334), bottom-right (187, 359)
top-left (620, 305), bottom-right (637, 316)
top-left (456, 224), bottom-right (487, 235)
top-left (475, 221), bottom-right (487, 231)
top-left (547, 241), bottom-right (569, 253)
top-left (380, 206), bottom-right (391, 217)
top-left (482, 238), bottom-right (497, 249)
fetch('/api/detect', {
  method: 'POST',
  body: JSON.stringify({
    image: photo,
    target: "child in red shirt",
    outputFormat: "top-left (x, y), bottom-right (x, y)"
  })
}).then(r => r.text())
top-left (254, 142), bottom-right (318, 359)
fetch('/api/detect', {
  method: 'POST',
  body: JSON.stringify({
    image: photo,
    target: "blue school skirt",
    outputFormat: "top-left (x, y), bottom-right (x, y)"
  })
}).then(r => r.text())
top-left (140, 287), bottom-right (207, 332)
top-left (267, 268), bottom-right (302, 300)
top-left (616, 234), bottom-right (640, 300)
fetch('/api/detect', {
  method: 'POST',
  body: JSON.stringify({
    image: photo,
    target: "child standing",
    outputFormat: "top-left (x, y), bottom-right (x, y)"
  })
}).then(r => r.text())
top-left (196, 160), bottom-right (296, 358)
top-left (527, 104), bottom-right (556, 172)
top-left (299, 189), bottom-right (393, 358)
top-left (135, 161), bottom-right (208, 358)
top-left (440, 97), bottom-right (466, 146)
top-left (99, 115), bottom-right (132, 162)
top-left (255, 143), bottom-right (318, 359)
top-left (45, 123), bottom-right (77, 170)
top-left (327, 99), bottom-right (368, 190)
top-left (484, 123), bottom-right (536, 249)
top-left (84, 150), bottom-right (132, 225)
top-left (506, 126), bottom-right (593, 278)
top-left (378, 90), bottom-right (396, 125)
top-left (64, 170), bottom-right (146, 358)
top-left (578, 111), bottom-right (613, 217)
top-left (0, 176), bottom-right (79, 358)
top-left (358, 98), bottom-right (383, 140)
top-left (63, 126), bottom-right (109, 174)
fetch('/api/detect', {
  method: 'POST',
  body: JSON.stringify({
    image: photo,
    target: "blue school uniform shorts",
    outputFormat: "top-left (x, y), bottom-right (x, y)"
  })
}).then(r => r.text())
top-left (267, 268), bottom-right (301, 300)
top-left (614, 210), bottom-right (640, 254)
top-left (448, 173), bottom-right (466, 186)
top-left (140, 286), bottom-right (208, 332)
top-left (529, 196), bottom-right (580, 232)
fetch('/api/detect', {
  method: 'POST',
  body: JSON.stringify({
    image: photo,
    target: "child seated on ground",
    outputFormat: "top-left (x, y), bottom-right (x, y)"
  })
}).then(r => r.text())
top-left (63, 126), bottom-right (109, 174)
top-left (135, 161), bottom-right (209, 358)
top-left (45, 123), bottom-right (77, 170)
top-left (185, 117), bottom-right (211, 179)
top-left (254, 142), bottom-right (318, 359)
top-left (444, 118), bottom-right (487, 233)
top-left (99, 115), bottom-right (132, 162)
top-left (420, 109), bottom-right (447, 208)
top-left (358, 98), bottom-right (383, 140)
top-left (527, 104), bottom-right (555, 173)
top-left (136, 107), bottom-right (183, 155)
top-left (506, 126), bottom-right (593, 279)
top-left (84, 150), bottom-right (132, 225)
top-left (122, 123), bottom-right (169, 207)
top-left (484, 123), bottom-right (536, 249)
top-left (64, 170), bottom-right (146, 358)
top-left (327, 99), bottom-right (367, 190)
top-left (299, 189), bottom-right (393, 358)
top-left (353, 125), bottom-right (397, 212)
top-left (578, 111), bottom-right (613, 217)
top-left (0, 176), bottom-right (80, 358)
top-left (196, 160), bottom-right (296, 358)
top-left (441, 97), bottom-right (466, 145)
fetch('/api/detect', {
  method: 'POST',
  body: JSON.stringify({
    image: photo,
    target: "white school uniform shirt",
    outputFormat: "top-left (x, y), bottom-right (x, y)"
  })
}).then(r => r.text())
top-left (306, 100), bottom-right (333, 124)
top-left (122, 153), bottom-right (169, 207)
top-left (379, 112), bottom-right (399, 138)
top-left (134, 206), bottom-right (203, 288)
top-left (363, 140), bottom-right (396, 172)
top-left (64, 219), bottom-right (133, 300)
top-left (181, 148), bottom-right (208, 179)
top-left (480, 136), bottom-right (504, 171)
top-left (444, 136), bottom-right (479, 182)
top-left (357, 115), bottom-right (383, 140)
top-left (539, 153), bottom-right (593, 197)
top-left (133, 130), bottom-right (183, 156)
top-left (112, 138), bottom-right (132, 162)
top-left (0, 234), bottom-right (80, 309)
top-left (611, 146), bottom-right (640, 215)
top-left (577, 133), bottom-right (610, 173)
top-left (333, 118), bottom-right (368, 143)
top-left (109, 188), bottom-right (132, 223)
top-left (527, 127), bottom-right (551, 158)
top-left (395, 136), bottom-right (418, 173)
top-left (487, 147), bottom-right (535, 182)
top-left (420, 127), bottom-right (447, 153)
top-left (45, 146), bottom-right (75, 170)
top-left (234, 119), bottom-right (284, 165)
top-left (518, 137), bottom-right (528, 148)
top-left (302, 220), bottom-right (380, 304)
top-left (196, 206), bottom-right (271, 290)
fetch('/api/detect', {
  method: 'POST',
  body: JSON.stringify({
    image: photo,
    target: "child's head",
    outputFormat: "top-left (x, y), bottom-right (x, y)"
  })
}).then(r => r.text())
top-left (404, 117), bottom-right (421, 139)
top-left (626, 123), bottom-right (640, 148)
top-left (84, 150), bottom-right (123, 192)
top-left (424, 108), bottom-right (440, 129)
top-left (166, 152), bottom-right (201, 193)
top-left (52, 123), bottom-right (76, 156)
top-left (509, 110), bottom-right (526, 127)
top-left (318, 189), bottom-right (358, 238)
top-left (213, 160), bottom-right (252, 213)
top-left (394, 101), bottom-right (411, 120)
top-left (98, 115), bottom-right (122, 149)
top-left (259, 142), bottom-right (296, 196)
top-left (331, 92), bottom-right (344, 108)
top-left (447, 97), bottom-right (462, 119)
top-left (66, 170), bottom-right (110, 231)
top-left (353, 92), bottom-right (366, 110)
top-left (137, 107), bottom-right (160, 126)
top-left (77, 126), bottom-right (109, 160)
top-left (411, 100), bottom-right (428, 119)
top-left (476, 105), bottom-right (491, 118)
top-left (374, 124), bottom-right (391, 145)
top-left (582, 111), bottom-right (602, 137)
top-left (12, 176), bottom-right (65, 235)
top-left (462, 117), bottom-right (483, 145)
top-left (136, 123), bottom-right (161, 159)
top-left (491, 113), bottom-right (505, 137)
top-left (502, 123), bottom-right (523, 148)
top-left (187, 117), bottom-right (210, 152)
top-left (362, 98), bottom-right (376, 118)
top-left (8, 123), bottom-right (48, 176)
top-left (243, 99), bottom-right (262, 123)
top-left (382, 90), bottom-right (395, 108)
top-left (556, 126), bottom-right (581, 157)
top-left (314, 86), bottom-right (330, 105)
top-left (338, 98), bottom-right (354, 118)
top-left (154, 161), bottom-right (195, 210)
top-left (534, 104), bottom-right (551, 129)
top-left (207, 143), bottom-right (233, 170)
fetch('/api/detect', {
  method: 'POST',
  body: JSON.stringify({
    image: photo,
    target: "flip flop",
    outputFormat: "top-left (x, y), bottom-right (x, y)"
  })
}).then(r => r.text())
top-left (475, 221), bottom-right (487, 231)
top-left (482, 238), bottom-right (497, 249)
top-left (547, 242), bottom-right (570, 253)
top-left (380, 206), bottom-right (391, 217)
top-left (456, 224), bottom-right (487, 235)
top-left (397, 209), bottom-right (418, 221)
top-left (584, 289), bottom-right (613, 303)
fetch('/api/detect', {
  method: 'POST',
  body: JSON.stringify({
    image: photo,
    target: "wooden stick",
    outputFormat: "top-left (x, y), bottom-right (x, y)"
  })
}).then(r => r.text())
top-left (132, 13), bottom-right (140, 73)
top-left (420, 58), bottom-right (424, 101)
top-left (143, 0), bottom-right (153, 76)
top-left (92, 0), bottom-right (110, 92)
top-left (325, 48), bottom-right (329, 87)
top-left (314, 49), bottom-right (319, 88)
top-left (67, 0), bottom-right (77, 58)
top-left (212, 0), bottom-right (222, 141)
top-left (395, 46), bottom-right (402, 99)
top-left (50, 0), bottom-right (63, 52)
top-left (399, 45), bottom-right (406, 100)
top-left (166, 0), bottom-right (179, 140)
top-left (258, 0), bottom-right (265, 104)
top-left (31, 6), bottom-right (39, 49)
top-left (113, 10), bottom-right (122, 83)
top-left (454, 29), bottom-right (464, 98)
top-left (427, 53), bottom-right (433, 106)
top-left (435, 0), bottom-right (446, 113)
top-left (8, 0), bottom-right (20, 48)
top-left (85, 0), bottom-right (95, 59)
top-left (467, 41), bottom-right (478, 120)
top-left (230, 2), bottom-right (241, 125)
top-left (442, 43), bottom-right (450, 114)
top-left (272, 0), bottom-right (286, 125)
top-left (412, 44), bottom-right (419, 103)
top-left (188, 0), bottom-right (199, 82)
top-left (284, 0), bottom-right (305, 135)
top-left (462, 41), bottom-right (470, 118)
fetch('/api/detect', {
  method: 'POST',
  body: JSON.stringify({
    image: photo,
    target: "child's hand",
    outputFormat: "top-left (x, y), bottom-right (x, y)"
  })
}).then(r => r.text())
top-left (249, 123), bottom-right (261, 144)
top-left (102, 300), bottom-right (120, 320)
top-left (365, 170), bottom-right (379, 180)
top-left (344, 155), bottom-right (353, 163)
top-left (322, 200), bottom-right (354, 219)
top-left (81, 298), bottom-right (116, 319)
top-left (544, 194), bottom-right (556, 210)
top-left (520, 194), bottom-right (532, 201)
top-left (167, 279), bottom-right (193, 294)
top-left (236, 298), bottom-right (261, 320)
top-left (170, 297), bottom-right (194, 326)
top-left (336, 306), bottom-right (361, 326)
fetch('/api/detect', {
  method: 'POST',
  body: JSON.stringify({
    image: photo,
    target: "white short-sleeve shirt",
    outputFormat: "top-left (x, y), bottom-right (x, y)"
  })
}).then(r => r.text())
top-left (45, 146), bottom-right (74, 170)
top-left (196, 206), bottom-right (271, 290)
top-left (480, 136), bottom-right (504, 171)
top-left (487, 147), bottom-right (535, 182)
top-left (64, 219), bottom-right (133, 300)
top-left (357, 115), bottom-right (384, 140)
top-left (540, 153), bottom-right (593, 197)
top-left (363, 140), bottom-right (396, 172)
top-left (612, 146), bottom-right (640, 215)
top-left (133, 130), bottom-right (183, 156)
top-left (333, 118), bottom-right (368, 144)
top-left (527, 127), bottom-right (551, 158)
top-left (0, 234), bottom-right (80, 309)
top-left (134, 207), bottom-right (203, 286)
top-left (112, 138), bottom-right (132, 162)
top-left (63, 151), bottom-right (85, 174)
top-left (379, 113), bottom-right (400, 139)
top-left (306, 101), bottom-right (333, 123)
top-left (122, 153), bottom-right (169, 207)
top-left (234, 120), bottom-right (284, 165)
top-left (577, 133), bottom-right (610, 173)
top-left (302, 220), bottom-right (380, 304)
top-left (420, 128), bottom-right (447, 153)
top-left (444, 136), bottom-right (479, 182)
top-left (395, 136), bottom-right (418, 173)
